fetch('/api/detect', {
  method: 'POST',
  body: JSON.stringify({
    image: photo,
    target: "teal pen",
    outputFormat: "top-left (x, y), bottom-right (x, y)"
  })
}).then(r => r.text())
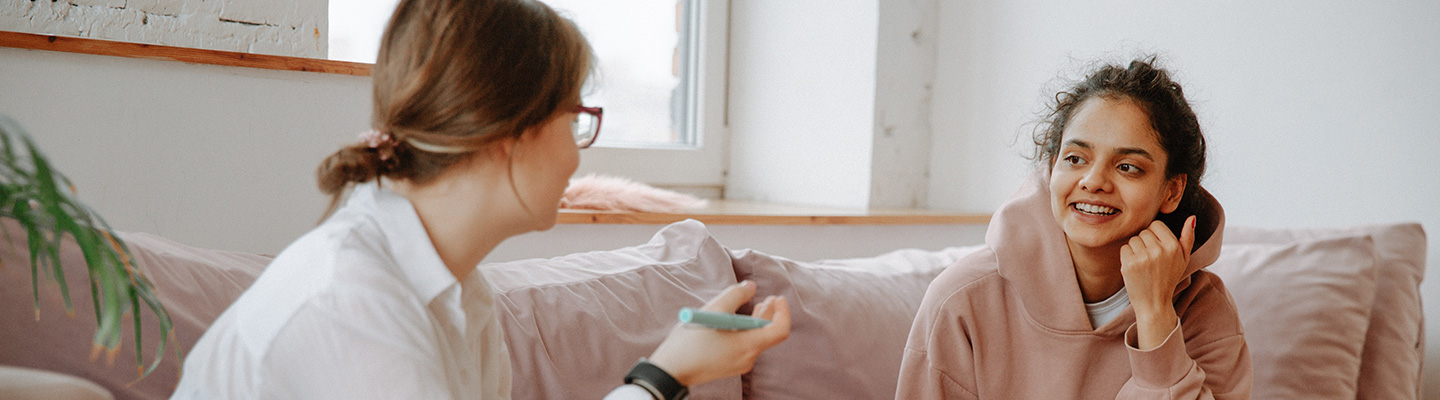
top-left (677, 307), bottom-right (771, 330)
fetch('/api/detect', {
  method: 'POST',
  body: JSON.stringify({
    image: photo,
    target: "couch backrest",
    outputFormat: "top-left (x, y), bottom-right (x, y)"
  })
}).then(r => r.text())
top-left (3, 220), bottom-right (1425, 400)
top-left (1215, 223), bottom-right (1426, 400)
top-left (0, 221), bottom-right (271, 400)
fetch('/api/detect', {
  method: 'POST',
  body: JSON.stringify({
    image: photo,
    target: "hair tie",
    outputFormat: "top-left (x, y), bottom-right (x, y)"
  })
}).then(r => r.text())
top-left (404, 138), bottom-right (472, 154)
top-left (358, 129), bottom-right (398, 161)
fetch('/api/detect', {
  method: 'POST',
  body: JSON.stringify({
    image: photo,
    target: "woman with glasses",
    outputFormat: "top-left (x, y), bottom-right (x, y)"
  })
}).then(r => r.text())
top-left (172, 0), bottom-right (790, 398)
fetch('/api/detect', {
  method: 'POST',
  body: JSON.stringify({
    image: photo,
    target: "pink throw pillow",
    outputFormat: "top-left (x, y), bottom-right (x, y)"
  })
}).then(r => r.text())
top-left (0, 222), bottom-right (271, 400)
top-left (1224, 224), bottom-right (1426, 399)
top-left (1208, 235), bottom-right (1379, 399)
top-left (730, 246), bottom-right (981, 400)
top-left (481, 219), bottom-right (742, 400)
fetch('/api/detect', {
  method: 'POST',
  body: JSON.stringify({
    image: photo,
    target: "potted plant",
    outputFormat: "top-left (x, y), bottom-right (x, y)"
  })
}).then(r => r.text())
top-left (0, 115), bottom-right (173, 378)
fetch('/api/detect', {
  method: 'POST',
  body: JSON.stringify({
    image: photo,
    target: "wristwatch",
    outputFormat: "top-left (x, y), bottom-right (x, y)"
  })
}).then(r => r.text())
top-left (624, 358), bottom-right (689, 400)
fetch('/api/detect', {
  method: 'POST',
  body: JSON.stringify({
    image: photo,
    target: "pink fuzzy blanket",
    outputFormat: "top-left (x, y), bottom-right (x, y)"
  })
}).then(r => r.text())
top-left (559, 174), bottom-right (708, 213)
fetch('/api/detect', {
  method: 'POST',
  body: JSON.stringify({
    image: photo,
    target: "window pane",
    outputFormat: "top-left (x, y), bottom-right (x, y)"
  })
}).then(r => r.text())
top-left (541, 0), bottom-right (690, 148)
top-left (327, 0), bottom-right (398, 64)
top-left (329, 0), bottom-right (693, 148)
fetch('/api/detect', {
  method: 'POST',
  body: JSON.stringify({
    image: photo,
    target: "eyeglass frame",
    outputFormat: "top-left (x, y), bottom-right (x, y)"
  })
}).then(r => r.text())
top-left (573, 105), bottom-right (604, 149)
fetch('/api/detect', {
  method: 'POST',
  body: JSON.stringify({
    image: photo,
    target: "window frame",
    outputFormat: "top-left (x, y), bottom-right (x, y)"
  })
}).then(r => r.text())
top-left (572, 0), bottom-right (729, 195)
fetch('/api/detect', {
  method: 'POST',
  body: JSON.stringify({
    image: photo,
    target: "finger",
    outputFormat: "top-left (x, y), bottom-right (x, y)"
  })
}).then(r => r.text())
top-left (1128, 236), bottom-right (1146, 254)
top-left (752, 296), bottom-right (776, 320)
top-left (1179, 215), bottom-right (1197, 255)
top-left (1145, 223), bottom-right (1181, 255)
top-left (702, 281), bottom-right (758, 313)
top-left (1119, 243), bottom-right (1135, 265)
top-left (1137, 230), bottom-right (1162, 253)
top-left (752, 297), bottom-right (792, 348)
top-left (1149, 220), bottom-right (1178, 240)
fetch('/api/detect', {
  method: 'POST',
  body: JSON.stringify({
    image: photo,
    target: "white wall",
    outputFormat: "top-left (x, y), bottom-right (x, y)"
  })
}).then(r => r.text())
top-left (726, 0), bottom-right (878, 209)
top-left (0, 42), bottom-right (986, 265)
top-left (0, 47), bottom-right (369, 254)
top-left (870, 0), bottom-right (937, 209)
top-left (726, 0), bottom-right (941, 210)
top-left (927, 0), bottom-right (1440, 395)
top-left (0, 0), bottom-right (327, 58)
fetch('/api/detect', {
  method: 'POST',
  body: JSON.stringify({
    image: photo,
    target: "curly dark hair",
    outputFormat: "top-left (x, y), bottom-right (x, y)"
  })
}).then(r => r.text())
top-left (1033, 57), bottom-right (1208, 219)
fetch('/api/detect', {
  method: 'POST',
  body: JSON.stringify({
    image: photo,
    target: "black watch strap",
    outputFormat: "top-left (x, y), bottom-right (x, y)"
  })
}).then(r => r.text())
top-left (624, 358), bottom-right (689, 400)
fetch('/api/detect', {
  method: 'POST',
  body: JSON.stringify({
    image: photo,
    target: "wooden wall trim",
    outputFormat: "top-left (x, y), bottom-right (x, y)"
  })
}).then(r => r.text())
top-left (0, 31), bottom-right (372, 76)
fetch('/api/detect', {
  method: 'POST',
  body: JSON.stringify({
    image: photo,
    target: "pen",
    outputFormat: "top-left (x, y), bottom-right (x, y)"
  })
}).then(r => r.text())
top-left (678, 307), bottom-right (771, 330)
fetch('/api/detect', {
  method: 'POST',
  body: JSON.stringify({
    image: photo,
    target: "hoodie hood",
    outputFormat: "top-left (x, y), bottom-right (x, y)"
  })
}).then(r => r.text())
top-left (987, 170), bottom-right (1225, 332)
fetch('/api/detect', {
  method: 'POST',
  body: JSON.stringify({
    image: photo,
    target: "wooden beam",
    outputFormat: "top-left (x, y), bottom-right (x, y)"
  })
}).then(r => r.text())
top-left (0, 31), bottom-right (371, 76)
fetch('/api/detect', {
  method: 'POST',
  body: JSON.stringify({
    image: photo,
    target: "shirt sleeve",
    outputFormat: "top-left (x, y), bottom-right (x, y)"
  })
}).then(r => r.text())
top-left (1116, 321), bottom-right (1252, 400)
top-left (894, 289), bottom-right (979, 400)
top-left (602, 384), bottom-right (658, 400)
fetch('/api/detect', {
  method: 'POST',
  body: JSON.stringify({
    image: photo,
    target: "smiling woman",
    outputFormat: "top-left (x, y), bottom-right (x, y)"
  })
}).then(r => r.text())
top-left (1034, 58), bottom-right (1211, 244)
top-left (896, 58), bottom-right (1252, 399)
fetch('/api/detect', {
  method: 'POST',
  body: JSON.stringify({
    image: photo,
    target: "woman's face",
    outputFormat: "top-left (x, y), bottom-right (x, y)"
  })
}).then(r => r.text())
top-left (509, 107), bottom-right (582, 230)
top-left (1049, 96), bottom-right (1185, 251)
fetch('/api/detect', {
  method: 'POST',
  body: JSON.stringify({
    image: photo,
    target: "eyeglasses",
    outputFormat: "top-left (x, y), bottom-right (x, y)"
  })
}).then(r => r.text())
top-left (572, 105), bottom-right (603, 149)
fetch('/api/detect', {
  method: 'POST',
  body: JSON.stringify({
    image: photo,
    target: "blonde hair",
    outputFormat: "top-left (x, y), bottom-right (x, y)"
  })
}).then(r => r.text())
top-left (316, 0), bottom-right (593, 218)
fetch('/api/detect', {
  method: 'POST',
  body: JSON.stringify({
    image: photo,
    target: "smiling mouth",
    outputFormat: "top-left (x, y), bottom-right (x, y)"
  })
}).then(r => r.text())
top-left (1072, 203), bottom-right (1119, 216)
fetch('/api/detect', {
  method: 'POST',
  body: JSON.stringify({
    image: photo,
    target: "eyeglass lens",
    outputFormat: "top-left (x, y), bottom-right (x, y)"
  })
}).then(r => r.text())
top-left (574, 113), bottom-right (599, 147)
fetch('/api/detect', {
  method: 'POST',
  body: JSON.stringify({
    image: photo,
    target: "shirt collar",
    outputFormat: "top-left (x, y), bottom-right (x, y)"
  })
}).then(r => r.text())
top-left (346, 182), bottom-right (458, 304)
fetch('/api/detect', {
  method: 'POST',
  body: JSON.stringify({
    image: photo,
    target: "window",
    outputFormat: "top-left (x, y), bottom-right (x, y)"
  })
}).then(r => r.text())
top-left (329, 0), bottom-right (729, 193)
top-left (545, 0), bottom-right (689, 148)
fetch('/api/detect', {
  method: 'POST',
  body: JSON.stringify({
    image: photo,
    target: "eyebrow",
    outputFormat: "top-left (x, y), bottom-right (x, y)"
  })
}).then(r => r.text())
top-left (1062, 139), bottom-right (1155, 161)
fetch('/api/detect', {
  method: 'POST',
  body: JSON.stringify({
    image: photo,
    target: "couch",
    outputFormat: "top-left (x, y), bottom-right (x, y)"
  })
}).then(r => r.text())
top-left (0, 219), bottom-right (1426, 399)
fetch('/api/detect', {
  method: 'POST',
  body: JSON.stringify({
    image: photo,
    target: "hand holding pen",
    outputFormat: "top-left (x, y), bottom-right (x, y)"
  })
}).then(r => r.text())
top-left (644, 281), bottom-right (792, 387)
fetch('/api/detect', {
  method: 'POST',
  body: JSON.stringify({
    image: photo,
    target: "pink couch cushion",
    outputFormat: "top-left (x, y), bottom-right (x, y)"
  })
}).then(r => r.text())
top-left (1223, 224), bottom-right (1426, 399)
top-left (481, 219), bottom-right (742, 400)
top-left (1208, 234), bottom-right (1380, 399)
top-left (730, 246), bottom-right (981, 400)
top-left (0, 223), bottom-right (270, 400)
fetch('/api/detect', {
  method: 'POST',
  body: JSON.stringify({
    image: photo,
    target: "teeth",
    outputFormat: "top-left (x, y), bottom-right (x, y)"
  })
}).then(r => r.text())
top-left (1075, 203), bottom-right (1117, 215)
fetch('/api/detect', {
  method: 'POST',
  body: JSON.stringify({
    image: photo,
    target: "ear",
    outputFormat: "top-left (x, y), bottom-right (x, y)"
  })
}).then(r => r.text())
top-left (480, 135), bottom-right (520, 157)
top-left (1160, 174), bottom-right (1186, 214)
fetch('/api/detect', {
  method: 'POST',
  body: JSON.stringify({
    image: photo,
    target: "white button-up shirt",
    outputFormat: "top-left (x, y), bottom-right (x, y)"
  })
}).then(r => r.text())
top-left (172, 182), bottom-right (509, 399)
top-left (173, 183), bottom-right (655, 399)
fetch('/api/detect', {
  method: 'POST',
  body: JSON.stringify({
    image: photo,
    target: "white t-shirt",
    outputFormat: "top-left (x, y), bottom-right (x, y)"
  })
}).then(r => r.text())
top-left (173, 183), bottom-right (651, 399)
top-left (1085, 287), bottom-right (1131, 329)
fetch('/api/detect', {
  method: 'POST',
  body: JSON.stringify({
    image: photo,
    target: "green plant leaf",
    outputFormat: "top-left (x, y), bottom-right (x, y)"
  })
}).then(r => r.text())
top-left (0, 115), bottom-right (173, 379)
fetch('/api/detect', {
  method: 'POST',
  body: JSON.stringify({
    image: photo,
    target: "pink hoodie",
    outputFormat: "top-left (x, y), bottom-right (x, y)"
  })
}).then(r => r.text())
top-left (896, 173), bottom-right (1251, 399)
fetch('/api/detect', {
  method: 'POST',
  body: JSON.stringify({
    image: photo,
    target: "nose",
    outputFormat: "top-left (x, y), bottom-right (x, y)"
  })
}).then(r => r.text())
top-left (1078, 167), bottom-right (1110, 193)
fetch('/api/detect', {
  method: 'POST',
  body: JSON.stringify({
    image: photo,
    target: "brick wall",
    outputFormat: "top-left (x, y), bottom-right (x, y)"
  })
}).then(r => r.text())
top-left (0, 0), bottom-right (326, 58)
